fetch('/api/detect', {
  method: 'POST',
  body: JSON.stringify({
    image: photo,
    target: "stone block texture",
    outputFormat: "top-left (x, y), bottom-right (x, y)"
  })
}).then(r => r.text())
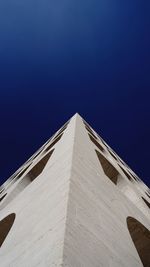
top-left (0, 114), bottom-right (150, 267)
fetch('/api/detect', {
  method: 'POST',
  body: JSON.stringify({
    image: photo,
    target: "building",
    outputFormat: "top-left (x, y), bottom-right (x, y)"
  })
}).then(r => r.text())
top-left (0, 113), bottom-right (150, 267)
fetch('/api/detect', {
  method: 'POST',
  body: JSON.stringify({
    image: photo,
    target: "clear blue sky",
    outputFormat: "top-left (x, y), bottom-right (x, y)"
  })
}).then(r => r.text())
top-left (0, 0), bottom-right (150, 186)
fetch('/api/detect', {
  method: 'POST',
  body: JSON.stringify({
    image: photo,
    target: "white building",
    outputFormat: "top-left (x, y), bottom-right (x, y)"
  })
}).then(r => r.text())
top-left (0, 113), bottom-right (150, 267)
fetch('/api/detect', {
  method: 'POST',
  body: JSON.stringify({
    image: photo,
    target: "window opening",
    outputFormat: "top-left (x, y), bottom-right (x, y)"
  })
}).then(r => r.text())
top-left (0, 213), bottom-right (16, 247)
top-left (0, 194), bottom-right (7, 202)
top-left (142, 197), bottom-right (150, 209)
top-left (96, 150), bottom-right (119, 184)
top-left (89, 135), bottom-right (104, 152)
top-left (45, 133), bottom-right (63, 153)
top-left (127, 216), bottom-right (150, 267)
top-left (119, 165), bottom-right (132, 181)
top-left (0, 149), bottom-right (54, 210)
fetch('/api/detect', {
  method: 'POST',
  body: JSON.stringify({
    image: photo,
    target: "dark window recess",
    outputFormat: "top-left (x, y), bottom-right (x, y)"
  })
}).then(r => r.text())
top-left (45, 133), bottom-right (63, 152)
top-left (145, 192), bottom-right (150, 199)
top-left (96, 135), bottom-right (109, 149)
top-left (0, 213), bottom-right (16, 247)
top-left (83, 122), bottom-right (93, 132)
top-left (108, 149), bottom-right (118, 161)
top-left (85, 126), bottom-right (98, 140)
top-left (0, 171), bottom-right (20, 194)
top-left (89, 134), bottom-right (104, 152)
top-left (118, 158), bottom-right (129, 169)
top-left (142, 197), bottom-right (150, 209)
top-left (53, 120), bottom-right (69, 139)
top-left (17, 164), bottom-right (32, 179)
top-left (119, 165), bottom-right (132, 181)
top-left (127, 216), bottom-right (150, 267)
top-left (83, 121), bottom-right (97, 136)
top-left (0, 194), bottom-right (7, 202)
top-left (101, 138), bottom-right (107, 146)
top-left (31, 149), bottom-right (44, 161)
top-left (85, 123), bottom-right (95, 133)
top-left (0, 188), bottom-right (5, 195)
top-left (0, 149), bottom-right (54, 211)
top-left (53, 126), bottom-right (67, 140)
top-left (60, 120), bottom-right (70, 129)
top-left (128, 171), bottom-right (137, 181)
top-left (97, 135), bottom-right (105, 144)
top-left (83, 120), bottom-right (91, 129)
top-left (21, 122), bottom-right (68, 167)
top-left (83, 120), bottom-right (107, 143)
top-left (83, 120), bottom-right (91, 130)
top-left (96, 150), bottom-right (119, 185)
top-left (27, 149), bottom-right (54, 181)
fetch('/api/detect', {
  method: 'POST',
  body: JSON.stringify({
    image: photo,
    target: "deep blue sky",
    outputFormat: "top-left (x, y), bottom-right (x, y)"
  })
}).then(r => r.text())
top-left (0, 0), bottom-right (150, 186)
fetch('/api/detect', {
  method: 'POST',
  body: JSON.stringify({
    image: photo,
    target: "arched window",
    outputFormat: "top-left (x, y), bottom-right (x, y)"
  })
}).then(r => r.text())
top-left (0, 149), bottom-right (54, 210)
top-left (89, 134), bottom-right (104, 152)
top-left (95, 150), bottom-right (119, 184)
top-left (127, 216), bottom-right (150, 267)
top-left (142, 197), bottom-right (150, 209)
top-left (0, 213), bottom-right (16, 247)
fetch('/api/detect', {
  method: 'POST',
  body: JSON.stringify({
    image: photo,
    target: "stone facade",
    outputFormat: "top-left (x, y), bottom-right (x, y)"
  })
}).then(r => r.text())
top-left (0, 114), bottom-right (150, 266)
